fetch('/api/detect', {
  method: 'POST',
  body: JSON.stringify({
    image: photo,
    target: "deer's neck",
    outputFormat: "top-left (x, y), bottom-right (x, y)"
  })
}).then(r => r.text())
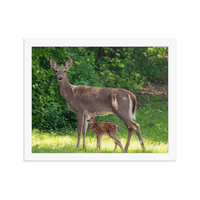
top-left (58, 76), bottom-right (73, 100)
top-left (89, 121), bottom-right (96, 129)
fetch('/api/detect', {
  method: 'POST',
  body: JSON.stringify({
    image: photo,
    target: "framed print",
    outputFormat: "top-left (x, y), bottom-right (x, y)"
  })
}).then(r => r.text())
top-left (22, 36), bottom-right (177, 163)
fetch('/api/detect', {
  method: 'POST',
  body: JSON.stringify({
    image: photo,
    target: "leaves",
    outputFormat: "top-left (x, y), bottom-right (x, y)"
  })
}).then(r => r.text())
top-left (32, 47), bottom-right (168, 130)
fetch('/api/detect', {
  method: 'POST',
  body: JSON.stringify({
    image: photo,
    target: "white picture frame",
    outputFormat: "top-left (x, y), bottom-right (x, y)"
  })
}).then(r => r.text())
top-left (22, 36), bottom-right (177, 163)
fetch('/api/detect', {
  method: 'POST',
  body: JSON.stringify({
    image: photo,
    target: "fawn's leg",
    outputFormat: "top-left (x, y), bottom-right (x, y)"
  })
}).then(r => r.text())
top-left (110, 133), bottom-right (124, 153)
top-left (99, 134), bottom-right (102, 153)
top-left (116, 139), bottom-right (124, 153)
top-left (113, 143), bottom-right (117, 152)
top-left (96, 134), bottom-right (101, 153)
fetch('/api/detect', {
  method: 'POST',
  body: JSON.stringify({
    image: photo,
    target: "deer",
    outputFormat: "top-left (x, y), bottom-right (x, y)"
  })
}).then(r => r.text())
top-left (86, 112), bottom-right (124, 153)
top-left (50, 58), bottom-right (147, 153)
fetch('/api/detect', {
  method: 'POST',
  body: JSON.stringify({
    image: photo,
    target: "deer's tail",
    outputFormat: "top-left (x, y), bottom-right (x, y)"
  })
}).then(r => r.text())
top-left (128, 94), bottom-right (137, 120)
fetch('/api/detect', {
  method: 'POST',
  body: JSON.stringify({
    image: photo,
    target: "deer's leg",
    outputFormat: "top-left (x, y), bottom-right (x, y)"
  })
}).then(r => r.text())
top-left (112, 110), bottom-right (134, 153)
top-left (110, 133), bottom-right (124, 153)
top-left (124, 121), bottom-right (146, 153)
top-left (117, 140), bottom-right (124, 153)
top-left (113, 143), bottom-right (117, 152)
top-left (113, 113), bottom-right (134, 153)
top-left (99, 134), bottom-right (102, 153)
top-left (96, 134), bottom-right (101, 153)
top-left (75, 112), bottom-right (84, 149)
top-left (111, 97), bottom-right (146, 153)
top-left (134, 123), bottom-right (147, 153)
top-left (115, 131), bottom-right (124, 153)
top-left (82, 115), bottom-right (88, 150)
top-left (124, 127), bottom-right (133, 153)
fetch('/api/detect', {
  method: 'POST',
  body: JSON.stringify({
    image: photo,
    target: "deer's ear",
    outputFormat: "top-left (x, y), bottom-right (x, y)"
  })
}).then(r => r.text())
top-left (50, 59), bottom-right (57, 69)
top-left (65, 58), bottom-right (73, 69)
top-left (95, 112), bottom-right (99, 116)
top-left (85, 111), bottom-right (89, 115)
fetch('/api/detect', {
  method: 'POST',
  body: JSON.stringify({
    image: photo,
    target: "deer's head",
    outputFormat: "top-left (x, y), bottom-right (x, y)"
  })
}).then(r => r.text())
top-left (50, 58), bottom-right (73, 82)
top-left (86, 112), bottom-right (99, 123)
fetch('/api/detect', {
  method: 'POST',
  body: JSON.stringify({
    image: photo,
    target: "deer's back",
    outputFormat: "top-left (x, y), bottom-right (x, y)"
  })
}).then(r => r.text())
top-left (67, 86), bottom-right (136, 114)
top-left (91, 121), bottom-right (119, 134)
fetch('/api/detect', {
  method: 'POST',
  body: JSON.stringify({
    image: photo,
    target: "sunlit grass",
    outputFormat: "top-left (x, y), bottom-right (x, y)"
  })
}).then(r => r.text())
top-left (32, 102), bottom-right (168, 153)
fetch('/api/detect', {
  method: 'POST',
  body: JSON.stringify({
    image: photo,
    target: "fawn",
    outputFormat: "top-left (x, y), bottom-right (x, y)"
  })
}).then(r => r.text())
top-left (86, 112), bottom-right (124, 153)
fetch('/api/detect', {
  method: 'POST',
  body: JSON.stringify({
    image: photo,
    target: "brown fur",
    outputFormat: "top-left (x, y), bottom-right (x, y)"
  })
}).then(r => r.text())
top-left (87, 112), bottom-right (124, 153)
top-left (50, 58), bottom-right (147, 153)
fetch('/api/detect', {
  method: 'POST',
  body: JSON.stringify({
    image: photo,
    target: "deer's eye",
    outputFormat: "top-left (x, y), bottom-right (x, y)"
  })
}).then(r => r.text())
top-left (91, 117), bottom-right (93, 119)
top-left (55, 70), bottom-right (58, 72)
top-left (63, 70), bottom-right (66, 73)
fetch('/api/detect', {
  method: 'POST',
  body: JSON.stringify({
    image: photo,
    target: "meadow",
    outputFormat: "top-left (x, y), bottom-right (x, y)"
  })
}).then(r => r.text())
top-left (32, 101), bottom-right (168, 153)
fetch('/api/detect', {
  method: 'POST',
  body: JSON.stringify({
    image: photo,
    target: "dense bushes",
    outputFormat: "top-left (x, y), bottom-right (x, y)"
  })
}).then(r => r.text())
top-left (94, 47), bottom-right (168, 90)
top-left (32, 47), bottom-right (168, 130)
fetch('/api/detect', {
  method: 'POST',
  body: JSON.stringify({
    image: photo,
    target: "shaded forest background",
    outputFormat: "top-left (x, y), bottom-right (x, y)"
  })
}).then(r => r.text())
top-left (32, 47), bottom-right (168, 130)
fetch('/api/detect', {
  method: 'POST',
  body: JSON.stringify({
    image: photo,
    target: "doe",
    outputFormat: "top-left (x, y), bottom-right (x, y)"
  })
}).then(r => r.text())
top-left (50, 58), bottom-right (146, 153)
top-left (87, 112), bottom-right (124, 153)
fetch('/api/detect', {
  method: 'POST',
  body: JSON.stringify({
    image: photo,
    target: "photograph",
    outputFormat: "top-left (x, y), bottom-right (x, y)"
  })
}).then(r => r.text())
top-left (31, 45), bottom-right (169, 154)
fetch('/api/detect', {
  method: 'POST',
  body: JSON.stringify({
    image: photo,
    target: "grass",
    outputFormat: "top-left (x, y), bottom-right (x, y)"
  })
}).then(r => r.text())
top-left (32, 102), bottom-right (168, 153)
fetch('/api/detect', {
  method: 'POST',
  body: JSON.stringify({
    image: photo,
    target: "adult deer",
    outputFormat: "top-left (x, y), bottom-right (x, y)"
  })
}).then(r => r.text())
top-left (50, 58), bottom-right (147, 153)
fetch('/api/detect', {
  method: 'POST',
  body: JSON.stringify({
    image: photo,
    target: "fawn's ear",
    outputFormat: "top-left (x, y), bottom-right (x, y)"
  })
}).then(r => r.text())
top-left (95, 112), bottom-right (99, 116)
top-left (64, 58), bottom-right (73, 69)
top-left (50, 59), bottom-right (57, 69)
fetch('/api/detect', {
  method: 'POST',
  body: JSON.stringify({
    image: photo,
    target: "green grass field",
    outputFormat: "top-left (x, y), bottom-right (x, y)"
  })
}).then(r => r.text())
top-left (32, 102), bottom-right (168, 153)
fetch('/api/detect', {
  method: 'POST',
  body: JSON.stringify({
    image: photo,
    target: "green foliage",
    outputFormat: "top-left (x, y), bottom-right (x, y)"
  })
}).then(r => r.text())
top-left (32, 47), bottom-right (102, 129)
top-left (94, 47), bottom-right (168, 91)
top-left (32, 47), bottom-right (168, 130)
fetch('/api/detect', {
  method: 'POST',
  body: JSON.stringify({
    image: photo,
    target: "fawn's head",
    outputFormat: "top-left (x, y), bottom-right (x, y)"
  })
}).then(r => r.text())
top-left (50, 58), bottom-right (73, 82)
top-left (86, 112), bottom-right (99, 123)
